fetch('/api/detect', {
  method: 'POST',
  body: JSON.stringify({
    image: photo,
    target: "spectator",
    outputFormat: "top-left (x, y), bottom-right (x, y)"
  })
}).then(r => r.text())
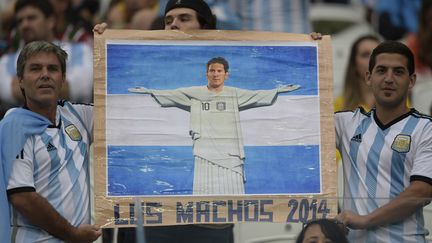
top-left (334, 35), bottom-right (380, 112)
top-left (48, 0), bottom-right (93, 45)
top-left (335, 41), bottom-right (432, 242)
top-left (0, 40), bottom-right (101, 242)
top-left (296, 219), bottom-right (349, 243)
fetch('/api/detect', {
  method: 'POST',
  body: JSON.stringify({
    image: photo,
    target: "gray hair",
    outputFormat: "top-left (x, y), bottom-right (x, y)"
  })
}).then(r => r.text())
top-left (17, 41), bottom-right (68, 78)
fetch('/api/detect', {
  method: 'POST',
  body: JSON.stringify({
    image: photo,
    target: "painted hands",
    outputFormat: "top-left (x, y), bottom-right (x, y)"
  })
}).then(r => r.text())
top-left (128, 87), bottom-right (152, 94)
top-left (277, 84), bottom-right (301, 93)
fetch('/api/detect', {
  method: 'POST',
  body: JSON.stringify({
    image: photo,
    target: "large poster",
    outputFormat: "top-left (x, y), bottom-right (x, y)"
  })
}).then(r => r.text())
top-left (94, 30), bottom-right (336, 227)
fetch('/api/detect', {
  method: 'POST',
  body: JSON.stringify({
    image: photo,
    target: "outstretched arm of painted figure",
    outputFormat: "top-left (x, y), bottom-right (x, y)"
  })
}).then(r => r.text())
top-left (128, 86), bottom-right (192, 110)
top-left (128, 86), bottom-right (152, 94)
top-left (237, 84), bottom-right (300, 111)
top-left (277, 84), bottom-right (301, 93)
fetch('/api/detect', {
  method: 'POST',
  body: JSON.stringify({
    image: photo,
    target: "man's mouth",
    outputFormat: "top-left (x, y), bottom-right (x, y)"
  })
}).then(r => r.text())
top-left (38, 84), bottom-right (54, 89)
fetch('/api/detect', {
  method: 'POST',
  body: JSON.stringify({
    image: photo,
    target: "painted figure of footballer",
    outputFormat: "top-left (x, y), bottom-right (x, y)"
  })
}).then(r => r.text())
top-left (129, 57), bottom-right (300, 195)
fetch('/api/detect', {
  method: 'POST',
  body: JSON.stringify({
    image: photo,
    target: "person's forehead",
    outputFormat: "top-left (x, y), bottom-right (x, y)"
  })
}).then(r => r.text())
top-left (26, 52), bottom-right (60, 65)
top-left (165, 7), bottom-right (197, 18)
top-left (17, 5), bottom-right (44, 17)
top-left (374, 53), bottom-right (408, 67)
top-left (208, 63), bottom-right (224, 68)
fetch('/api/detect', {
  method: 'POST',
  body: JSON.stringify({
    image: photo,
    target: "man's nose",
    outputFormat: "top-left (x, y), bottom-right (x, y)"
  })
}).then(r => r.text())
top-left (384, 70), bottom-right (394, 83)
top-left (169, 18), bottom-right (180, 30)
top-left (40, 67), bottom-right (50, 78)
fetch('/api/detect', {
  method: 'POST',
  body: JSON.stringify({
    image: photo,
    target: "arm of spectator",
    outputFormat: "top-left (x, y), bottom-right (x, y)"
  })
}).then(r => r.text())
top-left (93, 22), bottom-right (108, 35)
top-left (9, 191), bottom-right (101, 242)
top-left (336, 180), bottom-right (432, 229)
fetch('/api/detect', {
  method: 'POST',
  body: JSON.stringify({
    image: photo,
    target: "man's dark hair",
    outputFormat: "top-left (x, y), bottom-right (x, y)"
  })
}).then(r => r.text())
top-left (17, 41), bottom-right (68, 78)
top-left (164, 0), bottom-right (217, 29)
top-left (15, 0), bottom-right (54, 18)
top-left (369, 40), bottom-right (415, 75)
top-left (207, 57), bottom-right (229, 72)
top-left (296, 219), bottom-right (349, 243)
top-left (196, 12), bottom-right (217, 30)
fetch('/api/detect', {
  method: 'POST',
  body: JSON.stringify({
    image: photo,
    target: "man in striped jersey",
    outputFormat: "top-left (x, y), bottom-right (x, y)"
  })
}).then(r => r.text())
top-left (335, 41), bottom-right (432, 242)
top-left (129, 56), bottom-right (300, 195)
top-left (3, 41), bottom-right (101, 242)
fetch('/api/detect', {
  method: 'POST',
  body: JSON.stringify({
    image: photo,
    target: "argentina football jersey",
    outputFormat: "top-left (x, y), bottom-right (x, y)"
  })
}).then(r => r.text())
top-left (335, 108), bottom-right (432, 243)
top-left (6, 101), bottom-right (93, 242)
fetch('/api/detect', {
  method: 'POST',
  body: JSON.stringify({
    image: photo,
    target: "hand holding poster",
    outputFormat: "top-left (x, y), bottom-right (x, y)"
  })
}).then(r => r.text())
top-left (93, 29), bottom-right (336, 227)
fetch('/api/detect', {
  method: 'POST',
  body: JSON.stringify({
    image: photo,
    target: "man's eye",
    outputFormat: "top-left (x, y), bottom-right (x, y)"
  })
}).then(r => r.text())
top-left (180, 16), bottom-right (191, 22)
top-left (394, 69), bottom-right (404, 75)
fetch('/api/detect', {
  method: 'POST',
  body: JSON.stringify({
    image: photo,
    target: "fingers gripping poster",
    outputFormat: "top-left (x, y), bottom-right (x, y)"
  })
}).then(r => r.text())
top-left (93, 30), bottom-right (336, 227)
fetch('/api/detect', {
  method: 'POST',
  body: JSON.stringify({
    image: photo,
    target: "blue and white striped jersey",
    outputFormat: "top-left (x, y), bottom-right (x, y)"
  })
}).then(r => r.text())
top-left (335, 108), bottom-right (432, 243)
top-left (6, 101), bottom-right (93, 243)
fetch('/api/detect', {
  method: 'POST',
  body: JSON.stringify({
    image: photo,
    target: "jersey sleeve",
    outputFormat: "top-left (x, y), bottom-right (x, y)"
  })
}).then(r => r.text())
top-left (235, 88), bottom-right (279, 110)
top-left (70, 103), bottom-right (93, 139)
top-left (149, 88), bottom-right (192, 110)
top-left (334, 112), bottom-right (344, 150)
top-left (410, 122), bottom-right (432, 183)
top-left (7, 139), bottom-right (36, 193)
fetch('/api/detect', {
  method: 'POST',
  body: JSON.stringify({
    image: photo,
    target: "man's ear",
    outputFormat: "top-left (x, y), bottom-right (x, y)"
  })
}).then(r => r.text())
top-left (18, 76), bottom-right (24, 88)
top-left (408, 73), bottom-right (416, 90)
top-left (365, 71), bottom-right (371, 86)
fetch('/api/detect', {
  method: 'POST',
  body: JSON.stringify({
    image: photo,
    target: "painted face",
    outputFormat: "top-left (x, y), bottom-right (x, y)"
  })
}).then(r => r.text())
top-left (19, 52), bottom-right (65, 108)
top-left (206, 63), bottom-right (228, 90)
top-left (302, 224), bottom-right (334, 243)
top-left (16, 6), bottom-right (54, 43)
top-left (366, 53), bottom-right (415, 109)
top-left (355, 39), bottom-right (379, 79)
top-left (164, 8), bottom-right (201, 30)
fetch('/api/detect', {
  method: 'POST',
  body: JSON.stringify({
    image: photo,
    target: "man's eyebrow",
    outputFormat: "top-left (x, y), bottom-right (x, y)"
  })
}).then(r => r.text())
top-left (375, 65), bottom-right (387, 69)
top-left (28, 63), bottom-right (42, 67)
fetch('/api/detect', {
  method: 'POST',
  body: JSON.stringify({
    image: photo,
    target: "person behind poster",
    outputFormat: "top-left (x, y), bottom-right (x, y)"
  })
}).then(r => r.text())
top-left (1, 41), bottom-right (101, 242)
top-left (296, 219), bottom-right (349, 243)
top-left (129, 56), bottom-right (300, 195)
top-left (335, 41), bottom-right (432, 242)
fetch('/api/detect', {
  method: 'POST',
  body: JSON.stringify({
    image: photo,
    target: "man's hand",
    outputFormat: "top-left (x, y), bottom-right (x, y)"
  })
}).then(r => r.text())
top-left (128, 87), bottom-right (152, 94)
top-left (310, 32), bottom-right (322, 40)
top-left (336, 210), bottom-right (370, 230)
top-left (93, 22), bottom-right (108, 35)
top-left (67, 224), bottom-right (102, 243)
top-left (277, 84), bottom-right (300, 93)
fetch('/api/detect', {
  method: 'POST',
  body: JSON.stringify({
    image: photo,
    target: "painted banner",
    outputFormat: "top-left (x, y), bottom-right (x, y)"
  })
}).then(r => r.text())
top-left (93, 30), bottom-right (336, 227)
